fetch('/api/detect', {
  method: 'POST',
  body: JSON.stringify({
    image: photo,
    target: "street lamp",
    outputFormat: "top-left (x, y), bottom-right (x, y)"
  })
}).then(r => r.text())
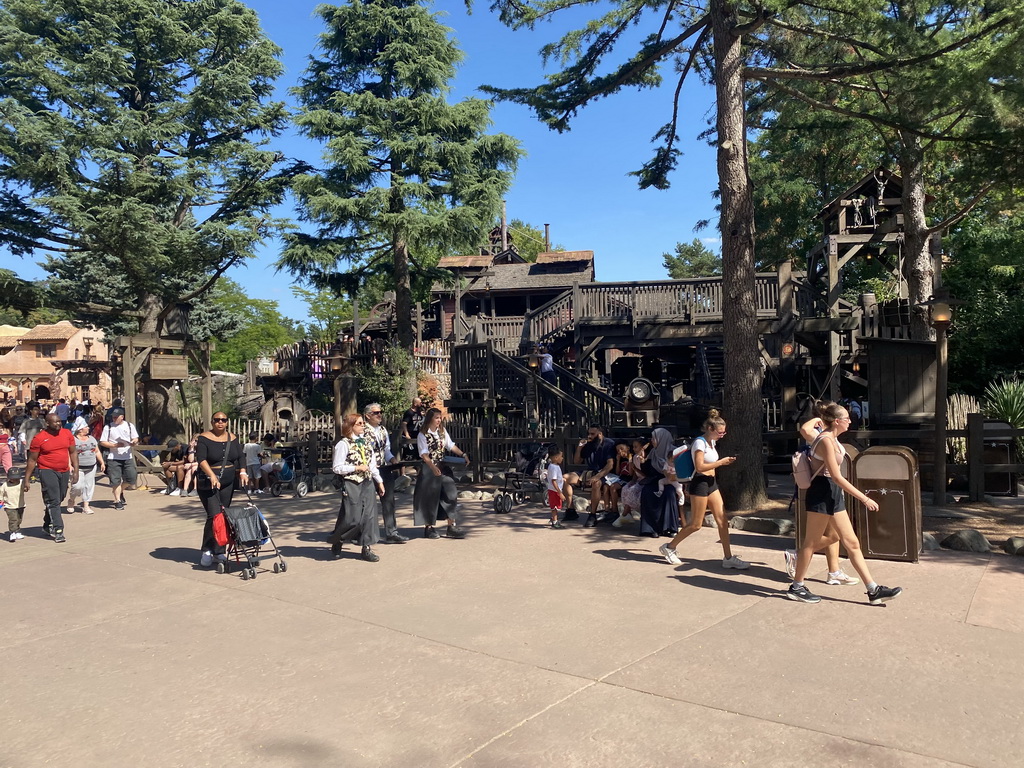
top-left (329, 340), bottom-right (349, 439)
top-left (919, 293), bottom-right (957, 504)
top-left (526, 350), bottom-right (541, 435)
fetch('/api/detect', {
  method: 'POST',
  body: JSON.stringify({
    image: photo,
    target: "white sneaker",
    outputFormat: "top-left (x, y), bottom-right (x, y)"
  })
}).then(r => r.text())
top-left (659, 543), bottom-right (682, 565)
top-left (722, 555), bottom-right (750, 570)
top-left (826, 569), bottom-right (861, 586)
top-left (612, 513), bottom-right (631, 528)
top-left (784, 549), bottom-right (797, 578)
top-left (9, 531), bottom-right (17, 542)
top-left (14, 531), bottom-right (24, 540)
top-left (83, 507), bottom-right (94, 515)
top-left (169, 488), bottom-right (182, 497)
top-left (199, 551), bottom-right (213, 567)
top-left (66, 506), bottom-right (75, 514)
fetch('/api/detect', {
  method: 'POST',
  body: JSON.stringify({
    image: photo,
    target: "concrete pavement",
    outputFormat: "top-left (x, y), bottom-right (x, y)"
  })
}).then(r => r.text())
top-left (0, 481), bottom-right (1021, 767)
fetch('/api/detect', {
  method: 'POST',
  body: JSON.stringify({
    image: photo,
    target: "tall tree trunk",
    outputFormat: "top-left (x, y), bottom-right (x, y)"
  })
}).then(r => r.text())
top-left (713, 0), bottom-right (767, 510)
top-left (138, 292), bottom-right (185, 438)
top-left (393, 238), bottom-right (415, 351)
top-left (898, 132), bottom-right (935, 341)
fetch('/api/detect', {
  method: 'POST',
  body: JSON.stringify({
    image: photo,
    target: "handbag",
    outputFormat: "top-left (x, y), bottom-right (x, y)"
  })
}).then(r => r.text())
top-left (212, 511), bottom-right (229, 546)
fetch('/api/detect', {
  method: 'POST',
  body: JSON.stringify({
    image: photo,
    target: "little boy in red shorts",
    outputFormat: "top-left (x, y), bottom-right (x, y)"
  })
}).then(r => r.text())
top-left (545, 447), bottom-right (567, 529)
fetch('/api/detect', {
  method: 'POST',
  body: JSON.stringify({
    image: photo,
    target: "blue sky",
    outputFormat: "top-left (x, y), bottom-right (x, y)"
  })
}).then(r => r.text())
top-left (13, 0), bottom-right (721, 322)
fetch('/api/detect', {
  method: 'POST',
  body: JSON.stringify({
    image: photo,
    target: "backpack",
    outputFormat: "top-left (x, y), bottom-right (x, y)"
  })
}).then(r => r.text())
top-left (792, 433), bottom-right (827, 490)
top-left (673, 442), bottom-right (695, 482)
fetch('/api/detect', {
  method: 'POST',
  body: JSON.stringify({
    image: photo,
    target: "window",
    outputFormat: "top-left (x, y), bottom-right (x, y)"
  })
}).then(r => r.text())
top-left (36, 344), bottom-right (57, 358)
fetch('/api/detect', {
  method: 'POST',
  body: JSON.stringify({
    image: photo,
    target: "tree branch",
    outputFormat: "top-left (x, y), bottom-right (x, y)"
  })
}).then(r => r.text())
top-left (928, 181), bottom-right (996, 234)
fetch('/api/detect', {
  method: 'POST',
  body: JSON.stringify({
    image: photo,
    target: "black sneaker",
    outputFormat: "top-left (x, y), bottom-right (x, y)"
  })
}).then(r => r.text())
top-left (384, 532), bottom-right (409, 544)
top-left (53, 529), bottom-right (66, 544)
top-left (114, 500), bottom-right (125, 510)
top-left (786, 583), bottom-right (821, 603)
top-left (583, 513), bottom-right (597, 528)
top-left (562, 511), bottom-right (580, 522)
top-left (867, 585), bottom-right (903, 605)
top-left (43, 524), bottom-right (53, 537)
top-left (550, 520), bottom-right (566, 529)
top-left (361, 546), bottom-right (380, 563)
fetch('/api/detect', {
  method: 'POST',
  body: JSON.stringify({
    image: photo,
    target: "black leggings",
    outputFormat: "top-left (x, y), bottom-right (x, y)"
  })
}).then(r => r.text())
top-left (198, 483), bottom-right (235, 554)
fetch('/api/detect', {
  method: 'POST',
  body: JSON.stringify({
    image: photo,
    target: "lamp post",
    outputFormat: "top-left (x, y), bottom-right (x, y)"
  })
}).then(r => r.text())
top-left (926, 296), bottom-right (954, 504)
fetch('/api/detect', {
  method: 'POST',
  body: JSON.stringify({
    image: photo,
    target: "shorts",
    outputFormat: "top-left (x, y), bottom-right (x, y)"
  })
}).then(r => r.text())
top-left (107, 458), bottom-right (138, 487)
top-left (247, 463), bottom-right (261, 478)
top-left (547, 490), bottom-right (564, 511)
top-left (805, 475), bottom-right (845, 515)
top-left (688, 472), bottom-right (718, 498)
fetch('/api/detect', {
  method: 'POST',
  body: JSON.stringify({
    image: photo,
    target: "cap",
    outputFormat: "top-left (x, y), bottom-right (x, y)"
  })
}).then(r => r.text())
top-left (110, 407), bottom-right (125, 419)
top-left (166, 438), bottom-right (180, 449)
top-left (6, 468), bottom-right (24, 481)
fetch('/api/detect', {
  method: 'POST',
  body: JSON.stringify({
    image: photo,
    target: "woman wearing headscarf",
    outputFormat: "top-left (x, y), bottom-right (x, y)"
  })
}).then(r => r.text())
top-left (637, 427), bottom-right (681, 538)
top-left (658, 409), bottom-right (749, 570)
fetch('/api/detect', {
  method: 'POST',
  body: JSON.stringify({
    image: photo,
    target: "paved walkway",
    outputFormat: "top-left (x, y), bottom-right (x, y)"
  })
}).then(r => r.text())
top-left (1, 480), bottom-right (1021, 767)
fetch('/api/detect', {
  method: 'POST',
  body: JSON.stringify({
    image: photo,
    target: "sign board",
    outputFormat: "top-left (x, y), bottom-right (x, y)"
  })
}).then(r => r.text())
top-left (150, 355), bottom-right (190, 380)
top-left (257, 356), bottom-right (274, 375)
top-left (67, 371), bottom-right (99, 386)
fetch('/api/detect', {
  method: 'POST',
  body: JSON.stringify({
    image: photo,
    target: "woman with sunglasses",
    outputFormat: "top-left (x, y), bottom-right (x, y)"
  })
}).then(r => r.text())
top-left (329, 413), bottom-right (384, 562)
top-left (788, 400), bottom-right (902, 605)
top-left (195, 412), bottom-right (247, 568)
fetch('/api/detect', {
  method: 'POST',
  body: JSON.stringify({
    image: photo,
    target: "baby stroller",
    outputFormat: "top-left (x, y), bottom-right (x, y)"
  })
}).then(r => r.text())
top-left (217, 501), bottom-right (287, 580)
top-left (268, 453), bottom-right (311, 498)
top-left (493, 442), bottom-right (550, 514)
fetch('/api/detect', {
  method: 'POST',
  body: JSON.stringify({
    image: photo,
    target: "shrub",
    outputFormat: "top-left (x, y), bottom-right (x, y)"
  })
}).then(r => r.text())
top-left (983, 375), bottom-right (1024, 454)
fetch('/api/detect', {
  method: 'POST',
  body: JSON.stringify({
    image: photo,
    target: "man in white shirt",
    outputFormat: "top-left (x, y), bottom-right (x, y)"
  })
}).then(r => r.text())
top-left (99, 407), bottom-right (139, 510)
top-left (364, 402), bottom-right (409, 543)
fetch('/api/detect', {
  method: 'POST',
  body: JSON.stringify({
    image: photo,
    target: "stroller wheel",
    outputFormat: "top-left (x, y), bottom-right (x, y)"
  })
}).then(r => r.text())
top-left (248, 568), bottom-right (257, 580)
top-left (512, 491), bottom-right (526, 505)
top-left (311, 475), bottom-right (324, 492)
top-left (215, 562), bottom-right (226, 575)
top-left (241, 569), bottom-right (250, 581)
top-left (493, 495), bottom-right (504, 513)
top-left (501, 494), bottom-right (514, 514)
top-left (295, 481), bottom-right (309, 498)
top-left (271, 483), bottom-right (283, 497)
top-left (280, 560), bottom-right (287, 572)
top-left (274, 561), bottom-right (280, 574)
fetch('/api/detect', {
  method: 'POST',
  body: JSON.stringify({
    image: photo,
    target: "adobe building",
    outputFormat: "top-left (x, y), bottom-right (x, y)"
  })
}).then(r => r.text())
top-left (0, 321), bottom-right (112, 405)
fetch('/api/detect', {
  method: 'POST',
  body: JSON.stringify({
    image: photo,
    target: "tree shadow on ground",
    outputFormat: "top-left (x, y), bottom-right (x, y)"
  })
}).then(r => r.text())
top-left (149, 546), bottom-right (198, 565)
top-left (592, 547), bottom-right (663, 564)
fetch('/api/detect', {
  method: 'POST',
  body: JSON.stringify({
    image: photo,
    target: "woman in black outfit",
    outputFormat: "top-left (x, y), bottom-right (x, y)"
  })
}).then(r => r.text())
top-left (637, 427), bottom-right (681, 538)
top-left (195, 412), bottom-right (247, 568)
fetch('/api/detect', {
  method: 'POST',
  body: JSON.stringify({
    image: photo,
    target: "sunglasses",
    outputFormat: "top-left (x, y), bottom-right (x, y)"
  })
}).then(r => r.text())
top-left (368, 411), bottom-right (382, 415)
top-left (212, 417), bottom-right (228, 423)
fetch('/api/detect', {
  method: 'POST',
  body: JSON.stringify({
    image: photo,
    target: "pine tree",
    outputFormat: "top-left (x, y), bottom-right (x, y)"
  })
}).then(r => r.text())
top-left (0, 0), bottom-right (291, 435)
top-left (280, 0), bottom-right (522, 351)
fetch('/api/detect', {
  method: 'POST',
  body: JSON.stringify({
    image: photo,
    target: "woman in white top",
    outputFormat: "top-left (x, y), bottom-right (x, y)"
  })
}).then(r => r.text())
top-left (659, 409), bottom-right (749, 570)
top-left (413, 408), bottom-right (468, 539)
top-left (787, 401), bottom-right (902, 605)
top-left (329, 413), bottom-right (384, 562)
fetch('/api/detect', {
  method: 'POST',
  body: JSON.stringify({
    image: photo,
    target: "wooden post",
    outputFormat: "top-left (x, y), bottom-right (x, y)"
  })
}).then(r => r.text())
top-left (967, 412), bottom-right (985, 502)
top-left (473, 426), bottom-right (483, 483)
top-left (123, 339), bottom-right (136, 425)
top-left (933, 321), bottom-right (950, 504)
top-left (415, 301), bottom-right (423, 347)
top-left (827, 236), bottom-right (841, 401)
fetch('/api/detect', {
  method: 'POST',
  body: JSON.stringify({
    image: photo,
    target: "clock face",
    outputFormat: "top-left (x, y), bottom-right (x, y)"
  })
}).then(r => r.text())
top-left (630, 381), bottom-right (651, 401)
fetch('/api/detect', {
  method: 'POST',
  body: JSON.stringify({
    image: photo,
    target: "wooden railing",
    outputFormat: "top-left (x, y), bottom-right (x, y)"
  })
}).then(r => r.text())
top-left (450, 342), bottom-right (493, 392)
top-left (523, 291), bottom-right (575, 347)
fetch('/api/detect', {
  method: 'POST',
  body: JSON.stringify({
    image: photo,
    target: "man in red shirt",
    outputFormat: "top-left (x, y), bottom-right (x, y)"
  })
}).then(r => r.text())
top-left (25, 413), bottom-right (79, 543)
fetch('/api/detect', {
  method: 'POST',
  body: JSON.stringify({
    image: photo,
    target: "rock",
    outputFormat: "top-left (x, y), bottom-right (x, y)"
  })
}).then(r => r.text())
top-left (703, 514), bottom-right (715, 528)
top-left (457, 472), bottom-right (474, 483)
top-left (940, 529), bottom-right (992, 552)
top-left (482, 472), bottom-right (495, 483)
top-left (729, 516), bottom-right (789, 535)
top-left (457, 491), bottom-right (476, 500)
top-left (529, 491), bottom-right (546, 504)
top-left (479, 491), bottom-right (493, 501)
top-left (922, 532), bottom-right (940, 551)
top-left (776, 519), bottom-right (794, 536)
top-left (1004, 536), bottom-right (1024, 555)
top-left (393, 475), bottom-right (412, 493)
top-left (493, 472), bottom-right (506, 483)
top-left (572, 496), bottom-right (589, 514)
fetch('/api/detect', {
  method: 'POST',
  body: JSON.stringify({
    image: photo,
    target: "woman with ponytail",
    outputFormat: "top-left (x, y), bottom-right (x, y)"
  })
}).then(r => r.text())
top-left (786, 401), bottom-right (902, 605)
top-left (413, 407), bottom-right (468, 539)
top-left (658, 409), bottom-right (749, 570)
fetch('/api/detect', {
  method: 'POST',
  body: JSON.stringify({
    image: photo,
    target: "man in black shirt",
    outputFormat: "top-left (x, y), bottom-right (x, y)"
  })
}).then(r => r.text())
top-left (400, 396), bottom-right (425, 461)
top-left (573, 425), bottom-right (617, 528)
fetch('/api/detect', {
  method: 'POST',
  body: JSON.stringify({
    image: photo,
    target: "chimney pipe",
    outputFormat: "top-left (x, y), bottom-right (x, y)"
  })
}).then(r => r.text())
top-left (544, 223), bottom-right (550, 252)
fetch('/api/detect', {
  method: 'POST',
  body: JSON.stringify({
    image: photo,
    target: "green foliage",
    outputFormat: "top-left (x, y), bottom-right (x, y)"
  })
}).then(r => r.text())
top-left (354, 344), bottom-right (416, 416)
top-left (189, 279), bottom-right (300, 373)
top-left (0, 0), bottom-right (293, 336)
top-left (945, 206), bottom-right (1024, 393)
top-left (279, 0), bottom-right (522, 349)
top-left (983, 376), bottom-right (1024, 454)
top-left (0, 270), bottom-right (71, 324)
top-left (505, 219), bottom-right (562, 262)
top-left (663, 238), bottom-right (721, 278)
top-left (291, 287), bottom-right (353, 343)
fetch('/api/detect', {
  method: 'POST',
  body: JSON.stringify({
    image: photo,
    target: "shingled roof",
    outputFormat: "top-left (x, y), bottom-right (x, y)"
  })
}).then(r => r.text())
top-left (18, 320), bottom-right (80, 341)
top-left (449, 261), bottom-right (595, 293)
top-left (436, 254), bottom-right (494, 269)
top-left (535, 250), bottom-right (594, 264)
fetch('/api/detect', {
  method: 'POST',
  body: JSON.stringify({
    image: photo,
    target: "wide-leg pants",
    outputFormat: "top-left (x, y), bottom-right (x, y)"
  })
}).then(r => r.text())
top-left (413, 464), bottom-right (457, 526)
top-left (330, 478), bottom-right (381, 547)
